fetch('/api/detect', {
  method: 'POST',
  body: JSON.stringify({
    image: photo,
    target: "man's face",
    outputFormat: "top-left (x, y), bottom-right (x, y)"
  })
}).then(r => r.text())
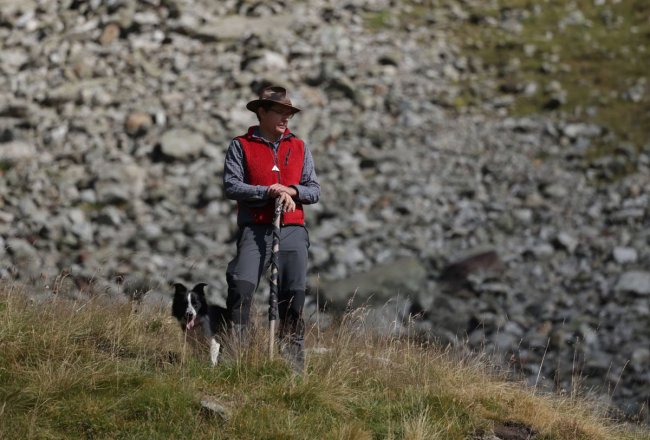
top-left (259, 105), bottom-right (294, 137)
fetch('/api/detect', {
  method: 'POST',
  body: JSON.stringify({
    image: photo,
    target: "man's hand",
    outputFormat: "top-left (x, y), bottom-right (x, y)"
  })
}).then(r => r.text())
top-left (267, 184), bottom-right (297, 198)
top-left (267, 184), bottom-right (297, 212)
top-left (277, 192), bottom-right (296, 212)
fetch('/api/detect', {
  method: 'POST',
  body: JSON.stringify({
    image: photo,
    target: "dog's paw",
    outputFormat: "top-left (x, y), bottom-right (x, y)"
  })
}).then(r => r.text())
top-left (210, 339), bottom-right (220, 366)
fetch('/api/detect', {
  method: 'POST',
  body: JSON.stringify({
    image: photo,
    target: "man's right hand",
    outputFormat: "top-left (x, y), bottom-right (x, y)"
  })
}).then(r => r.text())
top-left (267, 183), bottom-right (297, 198)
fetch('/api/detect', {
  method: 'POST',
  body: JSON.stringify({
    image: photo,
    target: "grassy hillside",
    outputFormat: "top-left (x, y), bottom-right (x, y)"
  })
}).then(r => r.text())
top-left (457, 0), bottom-right (650, 152)
top-left (1, 285), bottom-right (648, 439)
top-left (367, 0), bottom-right (649, 159)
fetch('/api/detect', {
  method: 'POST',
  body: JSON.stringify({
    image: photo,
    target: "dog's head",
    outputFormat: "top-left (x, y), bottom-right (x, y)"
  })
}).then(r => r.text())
top-left (171, 282), bottom-right (208, 331)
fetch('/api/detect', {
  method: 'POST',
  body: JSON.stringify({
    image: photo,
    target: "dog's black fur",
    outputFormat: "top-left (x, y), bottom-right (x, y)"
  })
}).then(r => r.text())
top-left (171, 282), bottom-right (229, 365)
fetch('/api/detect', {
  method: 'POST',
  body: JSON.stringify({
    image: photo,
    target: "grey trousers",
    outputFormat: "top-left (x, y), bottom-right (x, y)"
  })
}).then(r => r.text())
top-left (226, 224), bottom-right (309, 360)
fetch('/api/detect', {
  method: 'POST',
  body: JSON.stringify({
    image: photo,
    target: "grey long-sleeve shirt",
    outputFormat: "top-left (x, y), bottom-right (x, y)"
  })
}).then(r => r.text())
top-left (223, 127), bottom-right (320, 224)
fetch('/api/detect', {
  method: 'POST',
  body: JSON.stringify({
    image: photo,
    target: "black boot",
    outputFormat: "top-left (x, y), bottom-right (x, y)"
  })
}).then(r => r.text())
top-left (278, 290), bottom-right (306, 374)
top-left (279, 319), bottom-right (305, 375)
top-left (281, 338), bottom-right (305, 375)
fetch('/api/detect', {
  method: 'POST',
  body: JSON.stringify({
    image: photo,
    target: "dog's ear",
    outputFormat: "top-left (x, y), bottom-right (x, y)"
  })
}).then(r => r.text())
top-left (193, 283), bottom-right (208, 296)
top-left (173, 283), bottom-right (187, 296)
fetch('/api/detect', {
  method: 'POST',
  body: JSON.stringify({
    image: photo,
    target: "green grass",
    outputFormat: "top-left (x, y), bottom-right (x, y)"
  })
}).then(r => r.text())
top-left (457, 0), bottom-right (649, 151)
top-left (0, 283), bottom-right (648, 439)
top-left (365, 0), bottom-right (649, 160)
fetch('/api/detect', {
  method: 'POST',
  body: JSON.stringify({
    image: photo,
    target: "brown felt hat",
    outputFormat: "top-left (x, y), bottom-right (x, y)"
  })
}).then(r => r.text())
top-left (246, 86), bottom-right (301, 114)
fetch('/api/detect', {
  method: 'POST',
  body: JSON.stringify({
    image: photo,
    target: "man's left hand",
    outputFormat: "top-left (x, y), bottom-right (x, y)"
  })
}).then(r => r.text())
top-left (277, 192), bottom-right (296, 212)
top-left (267, 184), bottom-right (297, 198)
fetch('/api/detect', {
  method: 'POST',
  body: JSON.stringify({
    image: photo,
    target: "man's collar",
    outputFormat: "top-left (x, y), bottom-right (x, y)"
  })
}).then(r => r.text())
top-left (251, 126), bottom-right (292, 144)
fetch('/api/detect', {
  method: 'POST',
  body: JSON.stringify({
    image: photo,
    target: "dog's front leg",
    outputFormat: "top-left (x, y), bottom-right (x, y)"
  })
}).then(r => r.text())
top-left (209, 338), bottom-right (220, 366)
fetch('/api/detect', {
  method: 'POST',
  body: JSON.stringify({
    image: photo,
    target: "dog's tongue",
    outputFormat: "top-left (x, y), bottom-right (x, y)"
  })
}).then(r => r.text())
top-left (186, 318), bottom-right (196, 331)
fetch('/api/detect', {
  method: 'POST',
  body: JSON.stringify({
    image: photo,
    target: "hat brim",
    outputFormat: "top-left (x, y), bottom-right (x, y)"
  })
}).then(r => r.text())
top-left (246, 99), bottom-right (301, 114)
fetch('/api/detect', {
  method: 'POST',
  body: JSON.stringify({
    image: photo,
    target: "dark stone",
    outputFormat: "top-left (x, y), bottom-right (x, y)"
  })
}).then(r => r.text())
top-left (439, 250), bottom-right (504, 283)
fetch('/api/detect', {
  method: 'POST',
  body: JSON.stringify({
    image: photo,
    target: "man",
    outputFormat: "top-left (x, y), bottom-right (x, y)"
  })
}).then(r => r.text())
top-left (223, 85), bottom-right (320, 371)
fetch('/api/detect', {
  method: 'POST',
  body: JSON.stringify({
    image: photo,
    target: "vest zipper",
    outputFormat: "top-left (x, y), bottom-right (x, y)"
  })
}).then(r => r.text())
top-left (284, 147), bottom-right (291, 166)
top-left (273, 151), bottom-right (282, 226)
top-left (273, 153), bottom-right (280, 182)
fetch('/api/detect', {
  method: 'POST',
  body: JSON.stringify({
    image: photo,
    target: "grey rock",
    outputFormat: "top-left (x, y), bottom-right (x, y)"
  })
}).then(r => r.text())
top-left (513, 208), bottom-right (533, 224)
top-left (623, 81), bottom-right (646, 103)
top-left (542, 183), bottom-right (568, 199)
top-left (94, 163), bottom-right (146, 204)
top-left (493, 331), bottom-right (519, 350)
top-left (1, 49), bottom-right (30, 73)
top-left (160, 129), bottom-right (206, 159)
top-left (199, 397), bottom-right (230, 420)
top-left (316, 257), bottom-right (428, 310)
top-left (562, 122), bottom-right (602, 139)
top-left (555, 232), bottom-right (578, 254)
top-left (608, 208), bottom-right (646, 223)
top-left (615, 271), bottom-right (650, 296)
top-left (612, 247), bottom-right (638, 264)
top-left (174, 14), bottom-right (293, 41)
top-left (630, 348), bottom-right (650, 372)
top-left (0, 140), bottom-right (38, 163)
top-left (6, 238), bottom-right (41, 278)
top-left (529, 243), bottom-right (555, 260)
top-left (245, 50), bottom-right (288, 72)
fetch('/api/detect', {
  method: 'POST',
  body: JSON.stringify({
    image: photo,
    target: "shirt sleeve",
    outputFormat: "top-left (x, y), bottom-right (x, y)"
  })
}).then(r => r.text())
top-left (292, 144), bottom-right (320, 205)
top-left (223, 138), bottom-right (269, 202)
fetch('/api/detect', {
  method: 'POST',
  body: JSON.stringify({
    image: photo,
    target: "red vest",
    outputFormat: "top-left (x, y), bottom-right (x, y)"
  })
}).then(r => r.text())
top-left (237, 127), bottom-right (305, 225)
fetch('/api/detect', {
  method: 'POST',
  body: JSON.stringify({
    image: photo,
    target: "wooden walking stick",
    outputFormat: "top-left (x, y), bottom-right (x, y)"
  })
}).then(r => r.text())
top-left (268, 197), bottom-right (283, 359)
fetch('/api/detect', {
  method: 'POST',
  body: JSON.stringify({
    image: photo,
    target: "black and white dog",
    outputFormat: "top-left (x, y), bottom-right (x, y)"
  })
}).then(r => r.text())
top-left (171, 283), bottom-right (228, 366)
